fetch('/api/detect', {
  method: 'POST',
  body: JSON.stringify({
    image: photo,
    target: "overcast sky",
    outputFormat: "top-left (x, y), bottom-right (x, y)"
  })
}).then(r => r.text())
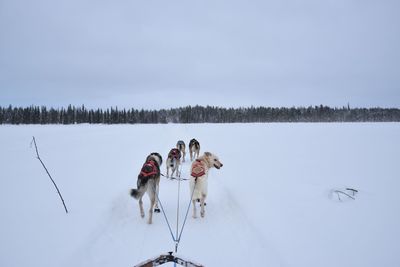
top-left (1, 0), bottom-right (399, 109)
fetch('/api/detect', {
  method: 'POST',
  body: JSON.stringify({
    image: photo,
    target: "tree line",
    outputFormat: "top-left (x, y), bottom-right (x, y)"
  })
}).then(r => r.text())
top-left (0, 105), bottom-right (399, 124)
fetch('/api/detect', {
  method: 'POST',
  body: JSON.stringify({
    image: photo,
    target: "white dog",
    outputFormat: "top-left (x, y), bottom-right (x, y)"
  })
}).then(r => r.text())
top-left (130, 152), bottom-right (162, 224)
top-left (190, 152), bottom-right (223, 218)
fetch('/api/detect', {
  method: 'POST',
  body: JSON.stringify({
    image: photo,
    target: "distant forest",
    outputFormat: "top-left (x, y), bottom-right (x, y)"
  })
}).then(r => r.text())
top-left (0, 105), bottom-right (399, 124)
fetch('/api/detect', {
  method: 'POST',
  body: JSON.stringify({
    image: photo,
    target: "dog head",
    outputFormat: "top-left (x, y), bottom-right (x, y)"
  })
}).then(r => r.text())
top-left (203, 152), bottom-right (223, 169)
top-left (146, 152), bottom-right (163, 166)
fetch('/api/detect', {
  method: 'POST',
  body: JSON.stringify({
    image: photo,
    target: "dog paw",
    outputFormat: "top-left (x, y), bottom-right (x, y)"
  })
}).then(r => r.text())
top-left (201, 212), bottom-right (205, 218)
top-left (192, 214), bottom-right (197, 219)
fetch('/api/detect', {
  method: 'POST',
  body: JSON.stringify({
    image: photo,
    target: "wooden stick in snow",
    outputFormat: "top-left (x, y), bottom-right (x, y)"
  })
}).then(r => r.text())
top-left (31, 136), bottom-right (68, 214)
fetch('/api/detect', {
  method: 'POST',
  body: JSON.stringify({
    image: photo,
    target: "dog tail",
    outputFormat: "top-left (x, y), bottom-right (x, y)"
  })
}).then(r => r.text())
top-left (130, 177), bottom-right (147, 200)
top-left (130, 187), bottom-right (146, 200)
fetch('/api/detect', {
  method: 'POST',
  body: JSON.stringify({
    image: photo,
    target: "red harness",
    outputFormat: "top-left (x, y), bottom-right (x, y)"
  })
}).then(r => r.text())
top-left (191, 159), bottom-right (206, 178)
top-left (140, 160), bottom-right (159, 177)
top-left (168, 148), bottom-right (181, 160)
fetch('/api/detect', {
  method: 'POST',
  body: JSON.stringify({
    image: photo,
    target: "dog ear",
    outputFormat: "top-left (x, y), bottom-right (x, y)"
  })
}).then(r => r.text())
top-left (204, 152), bottom-right (212, 157)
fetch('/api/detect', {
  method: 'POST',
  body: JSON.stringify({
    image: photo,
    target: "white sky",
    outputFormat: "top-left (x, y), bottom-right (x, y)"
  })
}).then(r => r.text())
top-left (1, 0), bottom-right (399, 109)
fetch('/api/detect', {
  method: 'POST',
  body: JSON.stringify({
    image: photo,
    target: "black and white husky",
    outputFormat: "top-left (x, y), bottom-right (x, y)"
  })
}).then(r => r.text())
top-left (130, 152), bottom-right (162, 224)
top-left (190, 152), bottom-right (223, 218)
top-left (176, 140), bottom-right (186, 162)
top-left (189, 138), bottom-right (200, 161)
top-left (166, 148), bottom-right (181, 178)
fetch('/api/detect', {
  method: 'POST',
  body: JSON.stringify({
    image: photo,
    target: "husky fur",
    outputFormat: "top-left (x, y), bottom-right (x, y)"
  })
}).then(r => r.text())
top-left (189, 138), bottom-right (200, 161)
top-left (176, 140), bottom-right (186, 162)
top-left (166, 148), bottom-right (181, 178)
top-left (130, 152), bottom-right (162, 224)
top-left (190, 152), bottom-right (223, 218)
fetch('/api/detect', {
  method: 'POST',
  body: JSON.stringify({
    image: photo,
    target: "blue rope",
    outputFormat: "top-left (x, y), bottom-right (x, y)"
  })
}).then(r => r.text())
top-left (175, 173), bottom-right (181, 253)
top-left (177, 180), bottom-right (197, 245)
top-left (156, 175), bottom-right (198, 255)
top-left (155, 193), bottom-right (176, 243)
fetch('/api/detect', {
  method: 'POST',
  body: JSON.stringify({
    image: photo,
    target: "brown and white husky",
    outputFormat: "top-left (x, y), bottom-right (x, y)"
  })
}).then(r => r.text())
top-left (166, 148), bottom-right (182, 178)
top-left (189, 138), bottom-right (200, 161)
top-left (176, 140), bottom-right (186, 162)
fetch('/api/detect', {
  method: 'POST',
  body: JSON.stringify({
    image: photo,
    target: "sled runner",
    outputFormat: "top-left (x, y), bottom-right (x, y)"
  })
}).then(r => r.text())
top-left (134, 252), bottom-right (204, 267)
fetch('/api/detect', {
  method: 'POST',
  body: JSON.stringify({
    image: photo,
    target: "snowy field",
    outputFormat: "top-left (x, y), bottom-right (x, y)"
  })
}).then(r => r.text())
top-left (1, 123), bottom-right (399, 267)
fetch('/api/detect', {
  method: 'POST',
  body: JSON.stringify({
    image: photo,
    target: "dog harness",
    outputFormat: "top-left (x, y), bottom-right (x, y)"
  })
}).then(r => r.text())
top-left (168, 148), bottom-right (181, 160)
top-left (140, 159), bottom-right (159, 178)
top-left (191, 159), bottom-right (206, 178)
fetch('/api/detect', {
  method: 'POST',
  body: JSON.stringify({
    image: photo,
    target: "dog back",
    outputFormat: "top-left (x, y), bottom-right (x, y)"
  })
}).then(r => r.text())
top-left (177, 140), bottom-right (185, 150)
top-left (137, 159), bottom-right (160, 186)
top-left (168, 148), bottom-right (181, 160)
top-left (191, 159), bottom-right (206, 178)
top-left (189, 139), bottom-right (200, 150)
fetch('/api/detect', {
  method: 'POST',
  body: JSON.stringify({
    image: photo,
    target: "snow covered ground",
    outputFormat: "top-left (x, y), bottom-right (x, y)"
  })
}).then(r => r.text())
top-left (1, 123), bottom-right (399, 267)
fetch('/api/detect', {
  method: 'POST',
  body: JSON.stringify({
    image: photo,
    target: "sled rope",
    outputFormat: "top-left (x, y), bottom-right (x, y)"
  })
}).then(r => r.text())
top-left (155, 193), bottom-right (176, 243)
top-left (174, 161), bottom-right (185, 244)
top-left (177, 179), bottom-right (197, 248)
top-left (30, 136), bottom-right (68, 214)
top-left (155, 177), bottom-right (198, 254)
top-left (161, 172), bottom-right (189, 181)
top-left (175, 171), bottom-right (181, 253)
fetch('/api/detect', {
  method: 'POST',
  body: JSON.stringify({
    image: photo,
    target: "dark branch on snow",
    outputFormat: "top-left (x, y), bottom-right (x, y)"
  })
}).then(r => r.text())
top-left (31, 136), bottom-right (69, 214)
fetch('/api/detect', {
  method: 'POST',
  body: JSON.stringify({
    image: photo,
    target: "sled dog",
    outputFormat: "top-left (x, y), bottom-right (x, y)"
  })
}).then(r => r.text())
top-left (176, 140), bottom-right (186, 162)
top-left (190, 152), bottom-right (223, 218)
top-left (130, 152), bottom-right (162, 224)
top-left (166, 148), bottom-right (182, 178)
top-left (189, 138), bottom-right (200, 161)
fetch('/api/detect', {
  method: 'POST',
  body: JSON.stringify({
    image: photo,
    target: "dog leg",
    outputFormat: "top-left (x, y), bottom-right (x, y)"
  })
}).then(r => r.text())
top-left (200, 195), bottom-right (206, 218)
top-left (154, 179), bottom-right (160, 213)
top-left (148, 196), bottom-right (155, 224)
top-left (192, 199), bottom-right (197, 218)
top-left (171, 166), bottom-right (175, 177)
top-left (139, 197), bottom-right (145, 218)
